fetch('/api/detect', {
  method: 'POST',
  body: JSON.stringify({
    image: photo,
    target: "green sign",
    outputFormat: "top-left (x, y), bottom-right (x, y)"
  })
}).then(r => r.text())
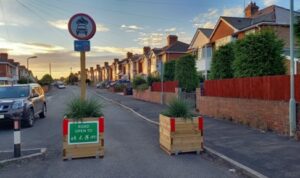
top-left (68, 121), bottom-right (99, 145)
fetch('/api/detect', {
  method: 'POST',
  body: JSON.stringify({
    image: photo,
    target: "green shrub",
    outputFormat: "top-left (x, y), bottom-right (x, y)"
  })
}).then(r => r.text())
top-left (233, 30), bottom-right (285, 77)
top-left (114, 84), bottom-right (126, 92)
top-left (163, 60), bottom-right (175, 81)
top-left (136, 83), bottom-right (149, 91)
top-left (162, 98), bottom-right (193, 119)
top-left (147, 74), bottom-right (161, 86)
top-left (175, 54), bottom-right (199, 92)
top-left (132, 75), bottom-right (147, 89)
top-left (209, 43), bottom-right (235, 80)
top-left (38, 74), bottom-right (53, 86)
top-left (65, 97), bottom-right (103, 120)
top-left (296, 16), bottom-right (300, 47)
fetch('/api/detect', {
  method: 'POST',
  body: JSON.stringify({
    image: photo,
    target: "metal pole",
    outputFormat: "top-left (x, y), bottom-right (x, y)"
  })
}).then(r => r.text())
top-left (80, 51), bottom-right (86, 101)
top-left (13, 118), bottom-right (21, 157)
top-left (160, 60), bottom-right (164, 104)
top-left (27, 58), bottom-right (29, 84)
top-left (289, 0), bottom-right (296, 137)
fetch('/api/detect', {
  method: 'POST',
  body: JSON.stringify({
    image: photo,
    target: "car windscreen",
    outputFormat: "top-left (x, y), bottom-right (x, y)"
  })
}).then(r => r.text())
top-left (0, 86), bottom-right (30, 99)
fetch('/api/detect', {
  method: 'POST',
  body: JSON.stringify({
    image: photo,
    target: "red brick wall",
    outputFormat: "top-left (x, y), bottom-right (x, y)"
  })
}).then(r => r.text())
top-left (297, 104), bottom-right (300, 130)
top-left (196, 89), bottom-right (290, 135)
top-left (133, 89), bottom-right (178, 104)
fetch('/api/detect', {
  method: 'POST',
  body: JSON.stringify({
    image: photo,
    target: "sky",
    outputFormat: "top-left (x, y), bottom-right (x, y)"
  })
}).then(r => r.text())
top-left (0, 0), bottom-right (299, 79)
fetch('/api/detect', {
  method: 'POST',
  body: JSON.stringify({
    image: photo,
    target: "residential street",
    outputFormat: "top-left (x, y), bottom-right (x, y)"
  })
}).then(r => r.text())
top-left (0, 86), bottom-right (239, 178)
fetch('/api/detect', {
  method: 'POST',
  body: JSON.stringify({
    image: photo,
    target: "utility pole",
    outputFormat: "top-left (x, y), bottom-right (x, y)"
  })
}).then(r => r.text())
top-left (289, 0), bottom-right (296, 137)
top-left (49, 63), bottom-right (52, 76)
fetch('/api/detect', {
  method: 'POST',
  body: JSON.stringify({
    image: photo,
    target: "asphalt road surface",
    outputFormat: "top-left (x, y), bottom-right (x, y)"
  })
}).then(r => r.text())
top-left (0, 86), bottom-right (240, 178)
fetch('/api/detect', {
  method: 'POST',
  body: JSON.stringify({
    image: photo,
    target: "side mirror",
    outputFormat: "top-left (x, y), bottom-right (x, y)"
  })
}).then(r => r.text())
top-left (31, 93), bottom-right (39, 98)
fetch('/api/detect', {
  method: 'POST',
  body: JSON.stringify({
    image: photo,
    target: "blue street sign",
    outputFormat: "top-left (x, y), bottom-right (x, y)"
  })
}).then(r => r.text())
top-left (74, 40), bottom-right (90, 52)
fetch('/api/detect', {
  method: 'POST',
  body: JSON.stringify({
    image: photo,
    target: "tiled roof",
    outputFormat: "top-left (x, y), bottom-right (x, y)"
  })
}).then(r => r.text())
top-left (221, 5), bottom-right (300, 32)
top-left (159, 41), bottom-right (189, 55)
top-left (221, 16), bottom-right (252, 30)
top-left (199, 28), bottom-right (213, 38)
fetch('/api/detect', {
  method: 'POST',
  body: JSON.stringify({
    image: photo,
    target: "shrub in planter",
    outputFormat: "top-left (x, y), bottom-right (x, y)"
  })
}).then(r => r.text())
top-left (63, 97), bottom-right (104, 160)
top-left (147, 74), bottom-right (161, 87)
top-left (136, 83), bottom-right (149, 91)
top-left (114, 84), bottom-right (126, 92)
top-left (132, 75), bottom-right (147, 89)
top-left (159, 98), bottom-right (204, 155)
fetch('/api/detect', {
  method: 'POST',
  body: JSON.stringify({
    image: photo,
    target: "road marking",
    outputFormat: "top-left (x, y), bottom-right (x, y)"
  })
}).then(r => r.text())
top-left (93, 89), bottom-right (269, 178)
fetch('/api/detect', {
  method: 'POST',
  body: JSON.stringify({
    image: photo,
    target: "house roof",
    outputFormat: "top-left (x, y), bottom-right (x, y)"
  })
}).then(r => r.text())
top-left (159, 41), bottom-right (189, 55)
top-left (210, 4), bottom-right (300, 40)
top-left (152, 48), bottom-right (162, 55)
top-left (189, 28), bottom-right (213, 49)
top-left (199, 28), bottom-right (214, 38)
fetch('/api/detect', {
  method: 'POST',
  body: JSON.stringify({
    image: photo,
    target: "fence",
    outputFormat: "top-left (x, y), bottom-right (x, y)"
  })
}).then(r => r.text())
top-left (151, 81), bottom-right (179, 93)
top-left (204, 75), bottom-right (300, 102)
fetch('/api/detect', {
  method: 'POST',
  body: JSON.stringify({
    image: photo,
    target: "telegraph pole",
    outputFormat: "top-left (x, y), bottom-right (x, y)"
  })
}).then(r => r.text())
top-left (289, 0), bottom-right (296, 137)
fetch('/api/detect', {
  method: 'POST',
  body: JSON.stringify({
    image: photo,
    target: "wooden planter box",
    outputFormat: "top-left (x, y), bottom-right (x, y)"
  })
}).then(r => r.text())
top-left (159, 114), bottom-right (204, 155)
top-left (62, 117), bottom-right (104, 160)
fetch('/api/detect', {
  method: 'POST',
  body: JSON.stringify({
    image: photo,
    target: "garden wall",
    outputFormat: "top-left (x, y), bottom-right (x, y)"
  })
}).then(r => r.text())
top-left (133, 88), bottom-right (178, 104)
top-left (196, 88), bottom-right (300, 136)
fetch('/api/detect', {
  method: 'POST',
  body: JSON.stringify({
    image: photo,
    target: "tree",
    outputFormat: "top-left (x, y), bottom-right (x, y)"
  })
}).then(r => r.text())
top-left (67, 73), bottom-right (79, 85)
top-left (233, 30), bottom-right (285, 77)
top-left (295, 16), bottom-right (300, 47)
top-left (163, 60), bottom-right (175, 81)
top-left (209, 43), bottom-right (235, 80)
top-left (38, 74), bottom-right (53, 86)
top-left (175, 54), bottom-right (199, 92)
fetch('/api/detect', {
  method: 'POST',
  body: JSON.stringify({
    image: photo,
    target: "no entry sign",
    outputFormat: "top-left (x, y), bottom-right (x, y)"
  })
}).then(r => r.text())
top-left (68, 13), bottom-right (96, 40)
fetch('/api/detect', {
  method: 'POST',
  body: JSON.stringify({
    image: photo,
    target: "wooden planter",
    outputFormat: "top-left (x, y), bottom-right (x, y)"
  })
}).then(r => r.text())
top-left (159, 114), bottom-right (204, 155)
top-left (62, 117), bottom-right (104, 160)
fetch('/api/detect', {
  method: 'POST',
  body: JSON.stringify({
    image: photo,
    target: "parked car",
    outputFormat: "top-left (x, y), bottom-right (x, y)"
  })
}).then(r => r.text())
top-left (57, 84), bottom-right (66, 89)
top-left (0, 84), bottom-right (47, 127)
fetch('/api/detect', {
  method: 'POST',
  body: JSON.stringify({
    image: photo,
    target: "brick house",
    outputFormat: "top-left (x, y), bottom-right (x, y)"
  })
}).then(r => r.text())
top-left (138, 46), bottom-right (151, 76)
top-left (149, 48), bottom-right (163, 75)
top-left (210, 2), bottom-right (300, 51)
top-left (0, 53), bottom-right (20, 85)
top-left (188, 28), bottom-right (213, 79)
top-left (158, 35), bottom-right (189, 63)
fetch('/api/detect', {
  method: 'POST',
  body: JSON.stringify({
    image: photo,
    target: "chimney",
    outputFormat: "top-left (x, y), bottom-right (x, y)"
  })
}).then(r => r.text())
top-left (96, 64), bottom-right (100, 69)
top-left (0, 53), bottom-right (8, 61)
top-left (104, 62), bottom-right (109, 67)
top-left (127, 52), bottom-right (133, 59)
top-left (114, 58), bottom-right (119, 63)
top-left (90, 67), bottom-right (93, 71)
top-left (143, 46), bottom-right (151, 55)
top-left (167, 35), bottom-right (178, 46)
top-left (245, 2), bottom-right (259, 18)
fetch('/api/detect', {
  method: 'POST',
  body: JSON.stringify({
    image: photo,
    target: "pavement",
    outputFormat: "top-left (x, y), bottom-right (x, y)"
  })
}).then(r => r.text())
top-left (93, 88), bottom-right (300, 178)
top-left (0, 86), bottom-right (240, 178)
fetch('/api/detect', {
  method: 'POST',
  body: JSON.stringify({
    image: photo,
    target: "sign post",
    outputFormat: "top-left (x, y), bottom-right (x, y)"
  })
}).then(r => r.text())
top-left (68, 13), bottom-right (96, 100)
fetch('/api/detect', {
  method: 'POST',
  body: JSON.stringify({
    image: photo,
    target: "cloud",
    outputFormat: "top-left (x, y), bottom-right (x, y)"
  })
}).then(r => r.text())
top-left (192, 6), bottom-right (244, 28)
top-left (0, 22), bottom-right (19, 26)
top-left (92, 46), bottom-right (142, 55)
top-left (0, 38), bottom-right (64, 56)
top-left (48, 20), bottom-right (109, 32)
top-left (262, 0), bottom-right (277, 6)
top-left (120, 24), bottom-right (143, 32)
top-left (165, 27), bottom-right (176, 33)
top-left (136, 30), bottom-right (191, 47)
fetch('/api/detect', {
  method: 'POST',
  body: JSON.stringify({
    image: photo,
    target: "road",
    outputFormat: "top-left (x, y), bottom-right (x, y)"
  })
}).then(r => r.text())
top-left (0, 86), bottom-right (239, 178)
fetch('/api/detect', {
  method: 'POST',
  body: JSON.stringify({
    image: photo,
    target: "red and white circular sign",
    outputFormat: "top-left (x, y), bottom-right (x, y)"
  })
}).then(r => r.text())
top-left (68, 13), bottom-right (96, 40)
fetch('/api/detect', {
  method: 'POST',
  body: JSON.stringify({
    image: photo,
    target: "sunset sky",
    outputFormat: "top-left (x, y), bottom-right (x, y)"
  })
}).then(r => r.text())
top-left (0, 0), bottom-right (299, 79)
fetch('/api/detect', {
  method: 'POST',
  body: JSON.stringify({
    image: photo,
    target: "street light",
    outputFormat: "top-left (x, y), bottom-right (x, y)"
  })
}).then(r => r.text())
top-left (289, 0), bottom-right (296, 137)
top-left (26, 56), bottom-right (37, 84)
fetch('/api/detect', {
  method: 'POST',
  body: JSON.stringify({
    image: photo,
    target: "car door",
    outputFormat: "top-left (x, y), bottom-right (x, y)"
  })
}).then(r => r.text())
top-left (30, 86), bottom-right (40, 114)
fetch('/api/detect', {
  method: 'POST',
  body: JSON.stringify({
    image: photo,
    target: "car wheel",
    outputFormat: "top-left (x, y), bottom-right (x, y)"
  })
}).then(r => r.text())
top-left (26, 109), bottom-right (35, 127)
top-left (39, 104), bottom-right (46, 118)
